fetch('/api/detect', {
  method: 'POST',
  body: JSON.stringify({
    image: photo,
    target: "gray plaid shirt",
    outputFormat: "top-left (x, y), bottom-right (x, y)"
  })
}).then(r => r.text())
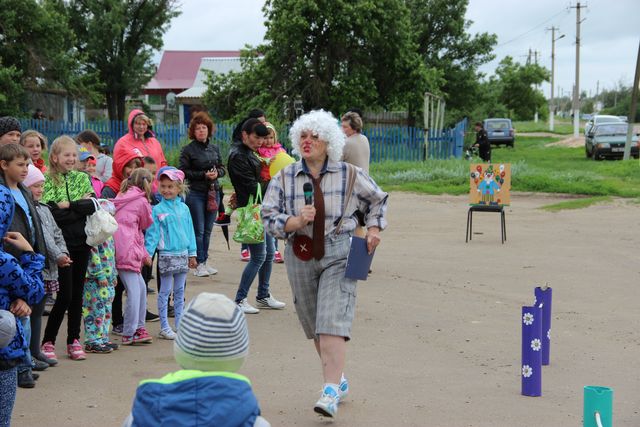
top-left (262, 159), bottom-right (388, 240)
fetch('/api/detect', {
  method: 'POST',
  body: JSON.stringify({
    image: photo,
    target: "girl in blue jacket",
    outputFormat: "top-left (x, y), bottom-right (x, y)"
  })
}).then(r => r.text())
top-left (0, 185), bottom-right (45, 426)
top-left (145, 167), bottom-right (196, 340)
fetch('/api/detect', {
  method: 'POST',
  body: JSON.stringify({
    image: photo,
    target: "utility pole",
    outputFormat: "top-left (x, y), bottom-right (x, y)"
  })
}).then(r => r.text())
top-left (531, 49), bottom-right (542, 122)
top-left (548, 27), bottom-right (565, 131)
top-left (623, 40), bottom-right (640, 160)
top-left (571, 2), bottom-right (587, 137)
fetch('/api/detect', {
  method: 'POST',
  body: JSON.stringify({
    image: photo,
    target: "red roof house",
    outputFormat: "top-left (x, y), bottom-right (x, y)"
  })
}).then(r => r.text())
top-left (145, 50), bottom-right (241, 97)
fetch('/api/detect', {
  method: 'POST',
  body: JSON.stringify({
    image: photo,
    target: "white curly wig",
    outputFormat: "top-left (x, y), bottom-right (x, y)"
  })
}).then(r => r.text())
top-left (289, 110), bottom-right (346, 161)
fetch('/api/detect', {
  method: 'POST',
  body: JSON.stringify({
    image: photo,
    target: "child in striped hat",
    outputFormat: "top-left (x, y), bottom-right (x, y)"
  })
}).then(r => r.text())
top-left (124, 293), bottom-right (270, 427)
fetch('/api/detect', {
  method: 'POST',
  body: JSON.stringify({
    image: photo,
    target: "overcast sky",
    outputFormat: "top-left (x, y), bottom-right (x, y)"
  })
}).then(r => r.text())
top-left (159, 0), bottom-right (639, 100)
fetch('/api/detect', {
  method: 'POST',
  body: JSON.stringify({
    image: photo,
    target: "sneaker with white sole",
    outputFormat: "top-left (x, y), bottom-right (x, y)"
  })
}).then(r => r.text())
top-left (314, 385), bottom-right (340, 418)
top-left (41, 341), bottom-right (57, 362)
top-left (237, 298), bottom-right (259, 314)
top-left (193, 264), bottom-right (210, 277)
top-left (66, 339), bottom-right (87, 361)
top-left (205, 264), bottom-right (218, 275)
top-left (256, 294), bottom-right (285, 309)
top-left (158, 329), bottom-right (176, 340)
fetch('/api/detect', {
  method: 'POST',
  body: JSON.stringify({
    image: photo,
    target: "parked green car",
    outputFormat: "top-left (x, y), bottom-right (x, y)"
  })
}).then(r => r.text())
top-left (585, 123), bottom-right (639, 160)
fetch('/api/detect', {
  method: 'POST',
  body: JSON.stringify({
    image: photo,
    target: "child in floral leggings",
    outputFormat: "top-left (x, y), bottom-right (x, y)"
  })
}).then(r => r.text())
top-left (83, 203), bottom-right (118, 354)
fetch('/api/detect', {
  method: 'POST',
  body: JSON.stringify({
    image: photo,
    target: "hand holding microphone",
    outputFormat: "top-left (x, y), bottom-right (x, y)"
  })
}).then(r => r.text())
top-left (299, 182), bottom-right (316, 227)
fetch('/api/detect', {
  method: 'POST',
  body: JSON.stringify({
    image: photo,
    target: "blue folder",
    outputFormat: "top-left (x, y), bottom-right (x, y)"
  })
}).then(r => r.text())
top-left (345, 236), bottom-right (375, 280)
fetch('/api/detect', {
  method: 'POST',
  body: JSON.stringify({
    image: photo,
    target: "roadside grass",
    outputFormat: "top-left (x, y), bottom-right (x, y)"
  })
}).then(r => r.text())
top-left (370, 136), bottom-right (640, 198)
top-left (513, 120), bottom-right (583, 135)
top-left (539, 196), bottom-right (613, 212)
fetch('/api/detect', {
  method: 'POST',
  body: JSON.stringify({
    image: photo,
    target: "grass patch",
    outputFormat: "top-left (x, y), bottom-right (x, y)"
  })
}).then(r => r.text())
top-left (540, 196), bottom-right (613, 212)
top-left (370, 135), bottom-right (640, 197)
top-left (513, 120), bottom-right (583, 135)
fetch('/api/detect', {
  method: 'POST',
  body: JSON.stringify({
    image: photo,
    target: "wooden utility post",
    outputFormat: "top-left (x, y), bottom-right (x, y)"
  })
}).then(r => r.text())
top-left (623, 40), bottom-right (640, 160)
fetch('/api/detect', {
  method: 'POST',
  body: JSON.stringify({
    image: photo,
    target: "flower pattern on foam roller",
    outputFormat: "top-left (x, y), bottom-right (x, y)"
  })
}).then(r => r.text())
top-left (522, 365), bottom-right (533, 378)
top-left (530, 338), bottom-right (542, 351)
top-left (523, 312), bottom-right (534, 325)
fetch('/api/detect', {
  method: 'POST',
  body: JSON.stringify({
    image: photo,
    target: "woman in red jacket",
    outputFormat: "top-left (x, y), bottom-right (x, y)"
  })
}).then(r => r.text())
top-left (114, 110), bottom-right (167, 170)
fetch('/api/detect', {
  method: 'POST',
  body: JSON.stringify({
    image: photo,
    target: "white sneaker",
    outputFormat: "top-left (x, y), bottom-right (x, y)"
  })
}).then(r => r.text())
top-left (314, 386), bottom-right (339, 418)
top-left (158, 329), bottom-right (176, 340)
top-left (256, 294), bottom-right (286, 309)
top-left (205, 264), bottom-right (218, 275)
top-left (193, 264), bottom-right (210, 277)
top-left (237, 298), bottom-right (260, 314)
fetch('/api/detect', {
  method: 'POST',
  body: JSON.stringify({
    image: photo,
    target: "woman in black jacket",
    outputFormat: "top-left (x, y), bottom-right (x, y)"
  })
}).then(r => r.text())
top-left (179, 112), bottom-right (226, 277)
top-left (227, 118), bottom-right (284, 314)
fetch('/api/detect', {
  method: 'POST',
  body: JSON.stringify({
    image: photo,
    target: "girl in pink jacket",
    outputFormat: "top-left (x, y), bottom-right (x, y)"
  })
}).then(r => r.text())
top-left (113, 168), bottom-right (154, 345)
top-left (257, 122), bottom-right (287, 182)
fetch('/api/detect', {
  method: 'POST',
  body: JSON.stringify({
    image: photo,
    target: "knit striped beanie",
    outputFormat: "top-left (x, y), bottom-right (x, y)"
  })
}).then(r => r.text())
top-left (174, 293), bottom-right (249, 372)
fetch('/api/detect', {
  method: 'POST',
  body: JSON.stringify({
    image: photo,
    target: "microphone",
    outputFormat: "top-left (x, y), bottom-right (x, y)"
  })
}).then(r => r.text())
top-left (303, 182), bottom-right (313, 205)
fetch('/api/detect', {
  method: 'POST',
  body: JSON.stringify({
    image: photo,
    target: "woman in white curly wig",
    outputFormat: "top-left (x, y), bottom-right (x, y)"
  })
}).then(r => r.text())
top-left (262, 110), bottom-right (388, 419)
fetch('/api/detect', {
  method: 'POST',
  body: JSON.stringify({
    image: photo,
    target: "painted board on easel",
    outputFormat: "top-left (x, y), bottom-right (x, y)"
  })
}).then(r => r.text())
top-left (469, 163), bottom-right (511, 206)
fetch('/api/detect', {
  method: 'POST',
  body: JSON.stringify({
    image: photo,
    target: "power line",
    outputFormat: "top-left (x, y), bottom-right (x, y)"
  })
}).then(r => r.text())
top-left (497, 9), bottom-right (569, 47)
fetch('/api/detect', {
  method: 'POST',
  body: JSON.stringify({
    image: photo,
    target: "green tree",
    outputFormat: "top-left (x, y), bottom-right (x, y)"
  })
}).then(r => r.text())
top-left (64, 0), bottom-right (180, 121)
top-left (494, 56), bottom-right (549, 121)
top-left (204, 0), bottom-right (438, 123)
top-left (0, 0), bottom-right (87, 116)
top-left (407, 0), bottom-right (497, 123)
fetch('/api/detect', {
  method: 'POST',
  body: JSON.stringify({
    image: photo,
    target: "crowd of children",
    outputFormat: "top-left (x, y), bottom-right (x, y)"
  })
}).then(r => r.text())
top-left (0, 110), bottom-right (299, 426)
top-left (0, 116), bottom-right (213, 425)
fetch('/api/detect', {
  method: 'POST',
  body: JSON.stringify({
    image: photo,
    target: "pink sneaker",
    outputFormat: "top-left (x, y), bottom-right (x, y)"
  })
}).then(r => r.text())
top-left (41, 341), bottom-right (57, 362)
top-left (66, 339), bottom-right (86, 360)
top-left (240, 249), bottom-right (250, 262)
top-left (133, 327), bottom-right (152, 344)
top-left (121, 336), bottom-right (134, 346)
top-left (274, 250), bottom-right (284, 263)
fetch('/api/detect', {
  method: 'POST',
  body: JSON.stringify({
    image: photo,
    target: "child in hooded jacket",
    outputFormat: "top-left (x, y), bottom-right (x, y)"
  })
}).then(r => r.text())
top-left (144, 168), bottom-right (197, 340)
top-left (0, 184), bottom-right (45, 426)
top-left (101, 147), bottom-right (145, 334)
top-left (113, 168), bottom-right (154, 345)
top-left (101, 147), bottom-right (144, 199)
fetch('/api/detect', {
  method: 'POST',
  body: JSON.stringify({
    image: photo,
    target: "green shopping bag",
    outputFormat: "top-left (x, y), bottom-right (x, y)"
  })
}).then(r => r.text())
top-left (232, 186), bottom-right (265, 244)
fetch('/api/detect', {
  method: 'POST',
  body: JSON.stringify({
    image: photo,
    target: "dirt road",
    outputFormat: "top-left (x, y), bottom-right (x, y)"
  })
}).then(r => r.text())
top-left (13, 192), bottom-right (640, 426)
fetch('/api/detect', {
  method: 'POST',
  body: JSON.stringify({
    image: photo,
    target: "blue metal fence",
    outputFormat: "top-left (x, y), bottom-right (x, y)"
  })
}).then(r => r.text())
top-left (19, 117), bottom-right (468, 162)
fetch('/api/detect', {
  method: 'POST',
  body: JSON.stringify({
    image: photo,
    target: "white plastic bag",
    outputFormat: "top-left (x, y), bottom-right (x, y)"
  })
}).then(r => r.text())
top-left (85, 198), bottom-right (118, 246)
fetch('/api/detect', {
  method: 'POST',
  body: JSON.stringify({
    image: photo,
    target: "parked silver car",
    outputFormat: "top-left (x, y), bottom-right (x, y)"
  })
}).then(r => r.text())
top-left (585, 123), bottom-right (639, 160)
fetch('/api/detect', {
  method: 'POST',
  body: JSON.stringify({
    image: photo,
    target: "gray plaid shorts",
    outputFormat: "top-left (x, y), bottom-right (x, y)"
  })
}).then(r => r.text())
top-left (284, 233), bottom-right (357, 340)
